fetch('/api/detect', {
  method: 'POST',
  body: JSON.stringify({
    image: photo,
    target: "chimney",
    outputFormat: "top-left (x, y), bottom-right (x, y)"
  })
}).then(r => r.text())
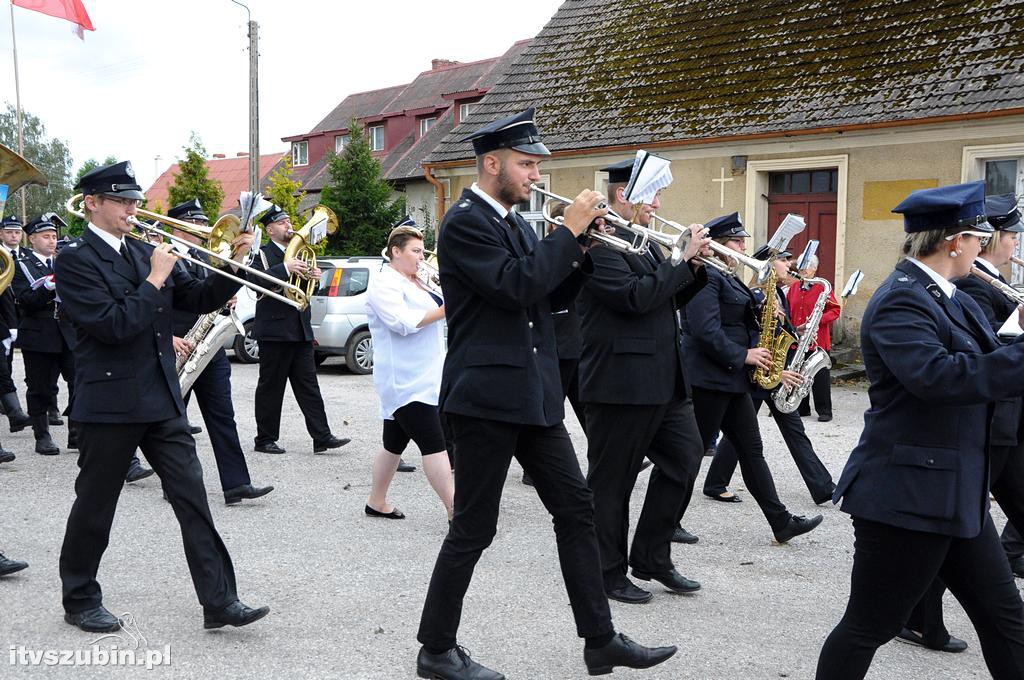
top-left (236, 152), bottom-right (249, 157)
top-left (212, 153), bottom-right (226, 159)
top-left (431, 58), bottom-right (460, 70)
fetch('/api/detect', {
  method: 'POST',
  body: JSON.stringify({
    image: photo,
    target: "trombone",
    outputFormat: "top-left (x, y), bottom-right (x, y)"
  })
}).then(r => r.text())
top-left (65, 194), bottom-right (310, 310)
top-left (647, 213), bottom-right (772, 283)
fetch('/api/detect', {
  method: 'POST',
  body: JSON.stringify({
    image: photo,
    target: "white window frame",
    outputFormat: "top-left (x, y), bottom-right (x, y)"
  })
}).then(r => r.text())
top-left (291, 141), bottom-right (308, 167)
top-left (335, 134), bottom-right (349, 154)
top-left (459, 103), bottom-right (476, 122)
top-left (419, 118), bottom-right (436, 137)
top-left (368, 125), bottom-right (384, 152)
top-left (963, 143), bottom-right (1024, 282)
top-left (517, 174), bottom-right (550, 238)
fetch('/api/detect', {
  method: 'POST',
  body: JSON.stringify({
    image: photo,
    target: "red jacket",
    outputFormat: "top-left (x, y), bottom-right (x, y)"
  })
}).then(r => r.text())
top-left (787, 280), bottom-right (841, 351)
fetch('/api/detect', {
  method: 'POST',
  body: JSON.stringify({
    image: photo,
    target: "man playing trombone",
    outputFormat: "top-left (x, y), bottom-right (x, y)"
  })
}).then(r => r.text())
top-left (56, 161), bottom-right (269, 633)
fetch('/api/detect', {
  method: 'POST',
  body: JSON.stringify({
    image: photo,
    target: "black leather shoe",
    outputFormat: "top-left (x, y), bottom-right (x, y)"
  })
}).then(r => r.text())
top-left (605, 580), bottom-right (653, 604)
top-left (254, 442), bottom-right (286, 454)
top-left (813, 483), bottom-right (837, 505)
top-left (896, 627), bottom-right (968, 653)
top-left (125, 462), bottom-right (154, 483)
top-left (7, 411), bottom-right (30, 433)
top-left (774, 514), bottom-right (824, 543)
top-left (583, 632), bottom-right (677, 676)
top-left (313, 435), bottom-right (351, 453)
top-left (0, 552), bottom-right (28, 576)
top-left (0, 449), bottom-right (14, 464)
top-left (817, 414), bottom-right (833, 422)
top-left (631, 567), bottom-right (701, 594)
top-left (188, 423), bottom-right (203, 435)
top-left (1009, 555), bottom-right (1024, 578)
top-left (397, 458), bottom-right (417, 472)
top-left (64, 606), bottom-right (122, 633)
top-left (224, 484), bottom-right (275, 505)
top-left (35, 435), bottom-right (59, 456)
top-left (671, 526), bottom-right (698, 544)
top-left (67, 431), bottom-right (78, 450)
top-left (416, 645), bottom-right (505, 680)
top-left (203, 600), bottom-right (270, 629)
top-left (48, 410), bottom-right (64, 426)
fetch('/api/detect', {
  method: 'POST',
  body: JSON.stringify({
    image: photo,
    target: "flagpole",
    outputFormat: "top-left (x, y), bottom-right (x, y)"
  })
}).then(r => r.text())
top-left (9, 0), bottom-right (26, 223)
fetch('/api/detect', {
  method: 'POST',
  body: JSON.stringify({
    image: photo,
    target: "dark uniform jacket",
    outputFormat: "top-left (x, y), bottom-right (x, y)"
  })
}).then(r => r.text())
top-left (4, 245), bottom-right (30, 335)
top-left (680, 266), bottom-right (759, 393)
top-left (834, 260), bottom-right (1024, 538)
top-left (54, 228), bottom-right (240, 423)
top-left (552, 301), bottom-right (582, 361)
top-left (12, 253), bottom-right (76, 352)
top-left (577, 229), bottom-right (706, 405)
top-left (438, 188), bottom-right (588, 427)
top-left (171, 250), bottom-right (211, 337)
top-left (251, 241), bottom-right (313, 342)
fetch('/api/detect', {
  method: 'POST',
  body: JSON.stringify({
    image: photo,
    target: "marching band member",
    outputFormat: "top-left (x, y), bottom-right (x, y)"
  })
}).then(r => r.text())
top-left (678, 213), bottom-right (822, 543)
top-left (56, 161), bottom-right (268, 633)
top-left (251, 205), bottom-right (349, 455)
top-left (788, 254), bottom-right (840, 421)
top-left (0, 216), bottom-right (32, 432)
top-left (364, 219), bottom-right (452, 521)
top-left (816, 181), bottom-right (1024, 679)
top-left (577, 156), bottom-right (708, 604)
top-left (416, 108), bottom-right (677, 680)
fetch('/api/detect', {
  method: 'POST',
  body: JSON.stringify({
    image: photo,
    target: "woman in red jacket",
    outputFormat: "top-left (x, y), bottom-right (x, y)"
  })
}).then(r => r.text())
top-left (786, 255), bottom-right (841, 421)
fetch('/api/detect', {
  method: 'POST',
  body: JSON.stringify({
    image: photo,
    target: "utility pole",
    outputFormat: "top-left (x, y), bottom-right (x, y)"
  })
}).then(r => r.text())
top-left (231, 1), bottom-right (259, 194)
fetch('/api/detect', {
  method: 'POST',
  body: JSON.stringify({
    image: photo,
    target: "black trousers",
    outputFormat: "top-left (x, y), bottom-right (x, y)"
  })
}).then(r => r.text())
top-left (690, 387), bottom-right (789, 533)
top-left (559, 358), bottom-right (586, 431)
top-left (189, 349), bottom-right (251, 490)
top-left (59, 416), bottom-right (237, 613)
top-left (706, 393), bottom-right (834, 502)
top-left (798, 365), bottom-right (832, 417)
top-left (816, 516), bottom-right (1024, 680)
top-left (417, 414), bottom-right (612, 650)
top-left (584, 397), bottom-right (703, 588)
top-left (254, 340), bottom-right (331, 445)
top-left (21, 348), bottom-right (74, 417)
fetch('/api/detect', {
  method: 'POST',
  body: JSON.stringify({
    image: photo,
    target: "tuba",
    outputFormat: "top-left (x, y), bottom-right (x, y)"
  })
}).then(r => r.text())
top-left (752, 263), bottom-right (796, 390)
top-left (0, 144), bottom-right (48, 295)
top-left (283, 206), bottom-right (339, 305)
top-left (772, 275), bottom-right (833, 413)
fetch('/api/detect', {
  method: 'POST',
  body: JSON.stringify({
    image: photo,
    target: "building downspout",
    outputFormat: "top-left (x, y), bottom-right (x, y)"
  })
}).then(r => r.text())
top-left (423, 163), bottom-right (446, 228)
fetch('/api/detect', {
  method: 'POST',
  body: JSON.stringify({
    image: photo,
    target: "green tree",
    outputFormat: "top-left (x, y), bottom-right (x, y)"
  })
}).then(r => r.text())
top-left (265, 155), bottom-right (305, 225)
top-left (167, 133), bottom-right (224, 221)
top-left (319, 119), bottom-right (404, 256)
top-left (0, 103), bottom-right (74, 223)
top-left (64, 155), bottom-right (119, 236)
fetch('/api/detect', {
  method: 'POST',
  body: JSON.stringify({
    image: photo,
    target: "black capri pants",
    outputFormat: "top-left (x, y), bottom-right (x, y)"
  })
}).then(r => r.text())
top-left (382, 401), bottom-right (446, 456)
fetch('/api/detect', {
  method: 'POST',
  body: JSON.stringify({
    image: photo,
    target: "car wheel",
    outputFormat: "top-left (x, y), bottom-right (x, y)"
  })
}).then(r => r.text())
top-left (234, 321), bottom-right (259, 364)
top-left (345, 330), bottom-right (373, 375)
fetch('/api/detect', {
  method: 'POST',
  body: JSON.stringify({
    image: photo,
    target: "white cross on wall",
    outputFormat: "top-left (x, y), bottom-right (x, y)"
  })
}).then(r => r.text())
top-left (711, 167), bottom-right (733, 208)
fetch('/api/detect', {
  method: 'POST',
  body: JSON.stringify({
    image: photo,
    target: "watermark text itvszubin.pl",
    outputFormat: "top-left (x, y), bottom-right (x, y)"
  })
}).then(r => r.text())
top-left (9, 645), bottom-right (171, 669)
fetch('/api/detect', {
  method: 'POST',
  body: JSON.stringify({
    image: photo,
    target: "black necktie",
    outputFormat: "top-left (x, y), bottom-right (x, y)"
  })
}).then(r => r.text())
top-left (505, 213), bottom-right (531, 254)
top-left (45, 257), bottom-right (52, 270)
top-left (119, 242), bottom-right (132, 265)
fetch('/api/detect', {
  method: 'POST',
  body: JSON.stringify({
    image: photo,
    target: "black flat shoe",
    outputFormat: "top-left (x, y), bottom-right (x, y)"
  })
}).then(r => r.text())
top-left (0, 552), bottom-right (28, 576)
top-left (397, 458), bottom-right (416, 472)
top-left (254, 442), bottom-right (286, 454)
top-left (365, 504), bottom-right (405, 519)
top-left (416, 645), bottom-right (505, 680)
top-left (224, 484), bottom-right (275, 505)
top-left (774, 514), bottom-right (823, 543)
top-left (64, 606), bottom-right (122, 633)
top-left (704, 491), bottom-right (742, 503)
top-left (671, 526), bottom-right (699, 544)
top-left (896, 627), bottom-right (968, 653)
top-left (203, 600), bottom-right (269, 629)
top-left (583, 632), bottom-right (677, 676)
top-left (605, 580), bottom-right (653, 604)
top-left (631, 568), bottom-right (701, 594)
top-left (313, 435), bottom-right (350, 453)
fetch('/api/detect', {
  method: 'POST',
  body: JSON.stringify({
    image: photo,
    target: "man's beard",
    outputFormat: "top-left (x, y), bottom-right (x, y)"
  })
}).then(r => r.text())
top-left (495, 164), bottom-right (525, 206)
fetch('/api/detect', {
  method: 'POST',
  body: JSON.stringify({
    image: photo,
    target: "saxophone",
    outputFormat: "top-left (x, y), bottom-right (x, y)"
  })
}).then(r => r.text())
top-left (177, 307), bottom-right (245, 395)
top-left (752, 265), bottom-right (796, 390)
top-left (772, 277), bottom-right (833, 413)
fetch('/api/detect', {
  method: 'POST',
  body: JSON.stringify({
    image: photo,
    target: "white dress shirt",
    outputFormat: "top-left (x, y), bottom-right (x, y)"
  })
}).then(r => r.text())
top-left (87, 222), bottom-right (126, 255)
top-left (905, 257), bottom-right (957, 300)
top-left (365, 264), bottom-right (445, 419)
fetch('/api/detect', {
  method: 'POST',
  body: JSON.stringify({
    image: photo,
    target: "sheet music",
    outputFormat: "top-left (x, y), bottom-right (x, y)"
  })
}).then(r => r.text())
top-left (998, 309), bottom-right (1023, 338)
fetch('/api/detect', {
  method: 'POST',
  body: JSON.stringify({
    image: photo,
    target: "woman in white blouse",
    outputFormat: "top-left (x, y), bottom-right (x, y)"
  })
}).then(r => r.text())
top-left (364, 222), bottom-right (453, 521)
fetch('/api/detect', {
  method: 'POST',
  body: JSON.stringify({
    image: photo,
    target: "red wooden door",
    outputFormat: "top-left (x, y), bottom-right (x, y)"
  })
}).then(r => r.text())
top-left (767, 193), bottom-right (838, 284)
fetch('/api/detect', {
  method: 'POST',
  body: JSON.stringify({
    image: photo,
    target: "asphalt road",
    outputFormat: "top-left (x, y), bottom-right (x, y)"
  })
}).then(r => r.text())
top-left (0, 357), bottom-right (1005, 679)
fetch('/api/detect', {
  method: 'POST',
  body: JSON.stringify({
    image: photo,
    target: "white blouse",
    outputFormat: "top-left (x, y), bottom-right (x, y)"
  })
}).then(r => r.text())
top-left (365, 265), bottom-right (445, 419)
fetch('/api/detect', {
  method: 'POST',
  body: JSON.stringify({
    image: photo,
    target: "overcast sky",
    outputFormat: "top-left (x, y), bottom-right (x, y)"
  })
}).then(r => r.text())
top-left (0, 0), bottom-right (564, 189)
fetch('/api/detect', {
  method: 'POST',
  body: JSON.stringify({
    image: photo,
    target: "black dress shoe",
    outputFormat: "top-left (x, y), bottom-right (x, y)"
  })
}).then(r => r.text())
top-left (48, 410), bottom-right (64, 426)
top-left (0, 552), bottom-right (28, 576)
top-left (224, 484), bottom-right (275, 505)
top-left (631, 567), bottom-right (701, 593)
top-left (8, 411), bottom-right (30, 433)
top-left (813, 483), bottom-right (837, 505)
top-left (774, 514), bottom-right (824, 543)
top-left (397, 458), bottom-right (417, 472)
top-left (0, 449), bottom-right (14, 464)
top-left (522, 471), bottom-right (534, 487)
top-left (605, 580), bottom-right (653, 604)
top-left (313, 435), bottom-right (351, 453)
top-left (416, 645), bottom-right (505, 680)
top-left (203, 600), bottom-right (270, 629)
top-left (35, 435), bottom-right (59, 456)
top-left (584, 632), bottom-right (678, 676)
top-left (817, 414), bottom-right (833, 422)
top-left (1009, 555), bottom-right (1024, 578)
top-left (188, 423), bottom-right (203, 435)
top-left (254, 442), bottom-right (286, 454)
top-left (896, 627), bottom-right (968, 653)
top-left (125, 462), bottom-right (155, 483)
top-left (64, 606), bottom-right (122, 633)
top-left (671, 526), bottom-right (699, 544)
top-left (67, 432), bottom-right (78, 450)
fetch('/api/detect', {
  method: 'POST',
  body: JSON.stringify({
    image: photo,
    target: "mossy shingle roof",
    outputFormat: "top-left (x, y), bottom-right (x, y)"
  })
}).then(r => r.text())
top-left (426, 0), bottom-right (1024, 164)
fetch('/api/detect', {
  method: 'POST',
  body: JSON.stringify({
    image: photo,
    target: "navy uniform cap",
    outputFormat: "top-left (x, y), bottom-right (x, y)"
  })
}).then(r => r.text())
top-left (985, 193), bottom-right (1023, 233)
top-left (75, 161), bottom-right (144, 200)
top-left (168, 199), bottom-right (209, 222)
top-left (601, 159), bottom-right (633, 184)
top-left (25, 215), bottom-right (57, 236)
top-left (259, 204), bottom-right (290, 227)
top-left (705, 212), bottom-right (750, 239)
top-left (464, 107), bottom-right (550, 157)
top-left (392, 215), bottom-right (419, 230)
top-left (0, 215), bottom-right (22, 230)
top-left (892, 181), bottom-right (990, 233)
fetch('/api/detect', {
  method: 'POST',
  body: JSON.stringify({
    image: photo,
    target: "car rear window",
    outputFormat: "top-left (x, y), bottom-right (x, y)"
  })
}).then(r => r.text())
top-left (318, 267), bottom-right (369, 297)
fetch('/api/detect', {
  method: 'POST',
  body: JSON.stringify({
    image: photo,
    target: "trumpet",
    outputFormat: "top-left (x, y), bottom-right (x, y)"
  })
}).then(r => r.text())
top-left (65, 194), bottom-right (310, 310)
top-left (647, 213), bottom-right (772, 283)
top-left (380, 246), bottom-right (443, 297)
top-left (532, 185), bottom-right (654, 257)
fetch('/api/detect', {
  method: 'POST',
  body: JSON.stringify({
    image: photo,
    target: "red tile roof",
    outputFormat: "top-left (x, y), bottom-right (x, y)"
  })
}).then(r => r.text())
top-left (145, 152), bottom-right (286, 217)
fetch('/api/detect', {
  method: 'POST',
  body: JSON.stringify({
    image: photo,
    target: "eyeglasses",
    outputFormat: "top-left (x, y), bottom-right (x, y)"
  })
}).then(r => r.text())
top-left (101, 195), bottom-right (142, 208)
top-left (945, 231), bottom-right (991, 248)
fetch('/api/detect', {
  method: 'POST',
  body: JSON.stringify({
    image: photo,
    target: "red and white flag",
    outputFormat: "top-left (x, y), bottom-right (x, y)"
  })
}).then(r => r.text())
top-left (11, 0), bottom-right (95, 40)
